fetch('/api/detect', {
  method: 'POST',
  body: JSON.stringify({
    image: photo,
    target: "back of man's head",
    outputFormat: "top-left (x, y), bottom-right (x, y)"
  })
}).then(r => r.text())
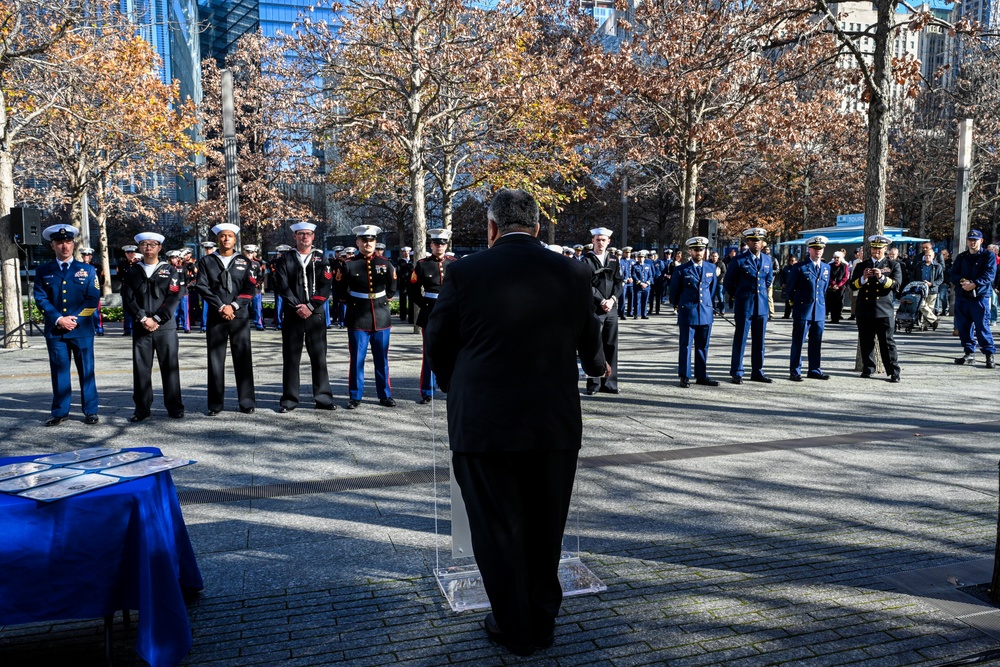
top-left (488, 189), bottom-right (539, 233)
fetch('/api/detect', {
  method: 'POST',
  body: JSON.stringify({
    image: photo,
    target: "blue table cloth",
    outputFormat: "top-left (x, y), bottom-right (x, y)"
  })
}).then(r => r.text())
top-left (0, 447), bottom-right (203, 667)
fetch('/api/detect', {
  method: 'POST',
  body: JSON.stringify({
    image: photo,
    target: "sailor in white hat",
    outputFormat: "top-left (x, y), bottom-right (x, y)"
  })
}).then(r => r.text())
top-left (848, 233), bottom-right (903, 381)
top-left (335, 225), bottom-right (398, 409)
top-left (35, 224), bottom-right (101, 425)
top-left (723, 226), bottom-right (775, 383)
top-left (784, 235), bottom-right (831, 382)
top-left (409, 228), bottom-right (456, 403)
top-left (580, 226), bottom-right (622, 394)
top-left (120, 231), bottom-right (185, 421)
top-left (194, 220), bottom-right (258, 415)
top-left (272, 217), bottom-right (335, 412)
top-left (669, 236), bottom-right (718, 388)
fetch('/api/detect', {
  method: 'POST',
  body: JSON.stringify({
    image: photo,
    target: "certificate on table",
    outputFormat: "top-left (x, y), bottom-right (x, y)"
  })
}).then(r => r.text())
top-left (18, 473), bottom-right (119, 501)
top-left (0, 462), bottom-right (52, 482)
top-left (0, 468), bottom-right (83, 492)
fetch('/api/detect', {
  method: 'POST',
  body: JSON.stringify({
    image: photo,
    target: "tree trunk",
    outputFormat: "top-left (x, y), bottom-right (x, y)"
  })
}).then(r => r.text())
top-left (95, 176), bottom-right (112, 296)
top-left (0, 146), bottom-right (25, 348)
top-left (863, 0), bottom-right (895, 245)
top-left (918, 193), bottom-right (928, 239)
top-left (408, 9), bottom-right (428, 260)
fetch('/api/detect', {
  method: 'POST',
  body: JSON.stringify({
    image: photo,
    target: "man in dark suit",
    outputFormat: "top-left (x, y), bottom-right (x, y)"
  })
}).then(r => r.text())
top-left (34, 224), bottom-right (101, 425)
top-left (724, 227), bottom-right (775, 383)
top-left (425, 189), bottom-right (607, 657)
top-left (784, 235), bottom-right (831, 381)
top-left (849, 235), bottom-right (903, 382)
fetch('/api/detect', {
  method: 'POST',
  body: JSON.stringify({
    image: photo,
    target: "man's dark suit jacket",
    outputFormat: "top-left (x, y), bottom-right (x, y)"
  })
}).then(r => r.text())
top-left (425, 233), bottom-right (606, 453)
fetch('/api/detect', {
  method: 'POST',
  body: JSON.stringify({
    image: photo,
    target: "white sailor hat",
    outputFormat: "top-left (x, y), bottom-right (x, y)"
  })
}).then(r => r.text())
top-left (584, 243), bottom-right (594, 251)
top-left (375, 242), bottom-right (386, 250)
top-left (80, 246), bottom-right (95, 254)
top-left (590, 227), bottom-right (613, 237)
top-left (352, 225), bottom-right (381, 238)
top-left (331, 245), bottom-right (345, 252)
top-left (637, 249), bottom-right (649, 255)
top-left (42, 224), bottom-right (78, 241)
top-left (276, 244), bottom-right (292, 252)
top-left (401, 246), bottom-right (412, 252)
top-left (427, 228), bottom-right (452, 241)
top-left (290, 222), bottom-right (317, 233)
top-left (312, 248), bottom-right (324, 255)
top-left (562, 247), bottom-right (575, 255)
top-left (345, 246), bottom-right (358, 254)
top-left (165, 250), bottom-right (181, 258)
top-left (212, 223), bottom-right (241, 236)
top-left (547, 244), bottom-right (564, 253)
top-left (806, 235), bottom-right (828, 248)
top-left (200, 241), bottom-right (217, 248)
top-left (832, 251), bottom-right (844, 259)
top-left (122, 245), bottom-right (138, 252)
top-left (181, 248), bottom-right (193, 256)
top-left (742, 227), bottom-right (767, 240)
top-left (868, 234), bottom-right (891, 248)
top-left (686, 236), bottom-right (709, 248)
top-left (135, 232), bottom-right (165, 244)
top-left (243, 244), bottom-right (260, 252)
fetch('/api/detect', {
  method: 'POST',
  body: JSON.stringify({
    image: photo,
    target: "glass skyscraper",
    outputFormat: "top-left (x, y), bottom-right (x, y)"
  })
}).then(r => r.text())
top-left (198, 0), bottom-right (339, 64)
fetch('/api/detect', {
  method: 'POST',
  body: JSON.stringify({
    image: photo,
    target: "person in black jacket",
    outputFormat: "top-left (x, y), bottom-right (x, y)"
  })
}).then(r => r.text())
top-left (195, 224), bottom-right (259, 415)
top-left (408, 229), bottom-right (455, 404)
top-left (580, 227), bottom-right (623, 395)
top-left (848, 235), bottom-right (903, 382)
top-left (909, 241), bottom-right (944, 330)
top-left (425, 189), bottom-right (607, 658)
top-left (272, 222), bottom-right (335, 412)
top-left (120, 232), bottom-right (185, 420)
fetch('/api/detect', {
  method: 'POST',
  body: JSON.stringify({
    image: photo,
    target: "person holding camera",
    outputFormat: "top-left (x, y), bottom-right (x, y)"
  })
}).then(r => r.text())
top-left (848, 235), bottom-right (903, 382)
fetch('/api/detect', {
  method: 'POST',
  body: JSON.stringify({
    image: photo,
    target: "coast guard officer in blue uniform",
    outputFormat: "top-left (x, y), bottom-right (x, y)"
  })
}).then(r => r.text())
top-left (619, 247), bottom-right (634, 318)
top-left (669, 236), bottom-right (719, 388)
top-left (34, 224), bottom-right (101, 425)
top-left (785, 235), bottom-right (831, 381)
top-left (723, 227), bottom-right (775, 384)
top-left (951, 229), bottom-right (997, 368)
top-left (632, 249), bottom-right (653, 318)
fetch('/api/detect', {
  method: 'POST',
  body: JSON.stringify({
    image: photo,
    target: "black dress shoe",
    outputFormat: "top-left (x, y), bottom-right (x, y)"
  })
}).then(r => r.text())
top-left (987, 354), bottom-right (996, 369)
top-left (169, 411), bottom-right (185, 419)
top-left (860, 369), bottom-right (873, 378)
top-left (679, 377), bottom-right (690, 388)
top-left (696, 377), bottom-right (719, 387)
top-left (207, 409), bottom-right (221, 416)
top-left (84, 414), bottom-right (99, 425)
top-left (888, 373), bottom-right (900, 383)
top-left (315, 403), bottom-right (336, 411)
top-left (346, 399), bottom-right (360, 410)
top-left (730, 376), bottom-right (743, 385)
top-left (44, 416), bottom-right (67, 427)
top-left (598, 387), bottom-right (619, 394)
top-left (807, 371), bottom-right (830, 380)
top-left (380, 398), bottom-right (396, 408)
top-left (416, 395), bottom-right (432, 404)
top-left (240, 407), bottom-right (256, 414)
top-left (750, 374), bottom-right (773, 383)
top-left (278, 406), bottom-right (292, 414)
top-left (129, 414), bottom-right (149, 423)
top-left (789, 374), bottom-right (803, 382)
top-left (955, 353), bottom-right (975, 365)
top-left (484, 613), bottom-right (537, 657)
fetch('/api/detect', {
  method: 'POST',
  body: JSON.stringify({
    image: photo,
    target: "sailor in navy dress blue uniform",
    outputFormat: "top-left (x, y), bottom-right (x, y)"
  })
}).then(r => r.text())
top-left (632, 250), bottom-right (653, 319)
top-left (784, 235), bottom-right (832, 381)
top-left (34, 224), bottom-right (101, 426)
top-left (723, 227), bottom-right (775, 383)
top-left (951, 229), bottom-right (997, 368)
top-left (669, 236), bottom-right (719, 388)
top-left (120, 232), bottom-right (185, 420)
top-left (581, 227), bottom-right (623, 394)
top-left (117, 245), bottom-right (139, 335)
top-left (848, 234), bottom-right (903, 382)
top-left (408, 228), bottom-right (455, 404)
top-left (334, 225), bottom-right (398, 409)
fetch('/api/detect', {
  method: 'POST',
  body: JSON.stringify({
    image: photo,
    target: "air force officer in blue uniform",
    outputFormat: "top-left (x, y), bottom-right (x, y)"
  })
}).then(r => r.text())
top-left (669, 236), bottom-right (719, 388)
top-left (34, 224), bottom-right (101, 425)
top-left (723, 227), bottom-right (774, 383)
top-left (784, 235), bottom-right (831, 381)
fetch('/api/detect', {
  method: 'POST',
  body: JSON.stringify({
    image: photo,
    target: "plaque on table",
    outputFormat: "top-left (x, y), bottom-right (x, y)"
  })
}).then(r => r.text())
top-left (0, 467), bottom-right (84, 493)
top-left (67, 450), bottom-right (156, 471)
top-left (101, 456), bottom-right (195, 479)
top-left (35, 447), bottom-right (122, 466)
top-left (18, 473), bottom-right (119, 502)
top-left (0, 462), bottom-right (52, 482)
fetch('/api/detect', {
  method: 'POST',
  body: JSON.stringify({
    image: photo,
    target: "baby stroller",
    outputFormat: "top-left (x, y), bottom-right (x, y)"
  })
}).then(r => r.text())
top-left (895, 281), bottom-right (933, 333)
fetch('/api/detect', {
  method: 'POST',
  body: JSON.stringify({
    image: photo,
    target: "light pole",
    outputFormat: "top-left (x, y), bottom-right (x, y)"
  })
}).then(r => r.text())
top-left (953, 117), bottom-right (973, 251)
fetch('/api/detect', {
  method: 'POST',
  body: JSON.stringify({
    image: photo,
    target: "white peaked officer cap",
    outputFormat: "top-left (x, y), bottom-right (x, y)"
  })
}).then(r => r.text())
top-left (243, 244), bottom-right (260, 252)
top-left (212, 223), bottom-right (241, 236)
top-left (622, 246), bottom-right (633, 252)
top-left (445, 251), bottom-right (456, 257)
top-left (638, 249), bottom-right (649, 255)
top-left (547, 244), bottom-right (564, 253)
top-left (806, 235), bottom-right (828, 248)
top-left (427, 228), bottom-right (452, 241)
top-left (331, 245), bottom-right (345, 252)
top-left (165, 250), bottom-right (181, 258)
top-left (375, 243), bottom-right (386, 249)
top-left (276, 244), bottom-right (293, 251)
top-left (590, 227), bottom-right (613, 237)
top-left (742, 227), bottom-right (767, 240)
top-left (80, 247), bottom-right (95, 254)
top-left (686, 236), bottom-right (709, 248)
top-left (352, 225), bottom-right (382, 238)
top-left (181, 248), bottom-right (193, 256)
top-left (122, 245), bottom-right (138, 252)
top-left (201, 241), bottom-right (217, 248)
top-left (573, 244), bottom-right (583, 250)
top-left (868, 234), bottom-right (891, 248)
top-left (345, 246), bottom-right (358, 253)
top-left (290, 222), bottom-right (317, 233)
top-left (42, 225), bottom-right (79, 241)
top-left (135, 232), bottom-right (165, 244)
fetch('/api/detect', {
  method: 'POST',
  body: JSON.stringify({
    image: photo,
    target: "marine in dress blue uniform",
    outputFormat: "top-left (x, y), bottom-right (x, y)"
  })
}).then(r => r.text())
top-left (334, 225), bottom-right (398, 409)
top-left (723, 227), bottom-right (775, 383)
top-left (784, 236), bottom-right (831, 381)
top-left (669, 236), bottom-right (718, 388)
top-left (167, 250), bottom-right (190, 332)
top-left (34, 225), bottom-right (101, 425)
top-left (409, 229), bottom-right (455, 404)
top-left (951, 229), bottom-right (997, 368)
top-left (632, 250), bottom-right (653, 319)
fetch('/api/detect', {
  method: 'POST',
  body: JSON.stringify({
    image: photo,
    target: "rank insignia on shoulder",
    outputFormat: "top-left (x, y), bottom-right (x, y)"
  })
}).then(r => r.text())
top-left (169, 284), bottom-right (180, 292)
top-left (324, 271), bottom-right (332, 280)
top-left (410, 273), bottom-right (418, 283)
